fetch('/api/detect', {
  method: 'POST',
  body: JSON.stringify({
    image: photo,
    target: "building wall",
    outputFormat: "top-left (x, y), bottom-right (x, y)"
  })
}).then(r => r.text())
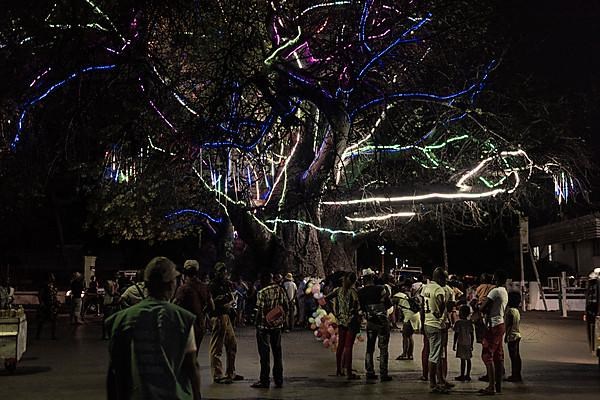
top-left (577, 241), bottom-right (593, 274)
top-left (547, 239), bottom-right (600, 275)
top-left (550, 242), bottom-right (574, 270)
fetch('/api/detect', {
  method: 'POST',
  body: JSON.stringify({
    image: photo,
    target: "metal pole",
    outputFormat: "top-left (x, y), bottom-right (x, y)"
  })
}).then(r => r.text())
top-left (378, 245), bottom-right (386, 276)
top-left (441, 208), bottom-right (449, 272)
top-left (560, 271), bottom-right (568, 318)
top-left (519, 238), bottom-right (526, 312)
top-left (528, 244), bottom-right (548, 311)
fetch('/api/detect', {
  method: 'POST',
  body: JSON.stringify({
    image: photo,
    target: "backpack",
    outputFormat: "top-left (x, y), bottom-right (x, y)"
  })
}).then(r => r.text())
top-left (407, 297), bottom-right (421, 313)
top-left (396, 294), bottom-right (420, 313)
top-left (265, 305), bottom-right (285, 328)
top-left (263, 286), bottom-right (286, 328)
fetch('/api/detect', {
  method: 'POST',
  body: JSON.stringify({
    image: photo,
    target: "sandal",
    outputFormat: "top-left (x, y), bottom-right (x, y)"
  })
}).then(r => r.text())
top-left (431, 385), bottom-right (450, 394)
top-left (347, 373), bottom-right (361, 380)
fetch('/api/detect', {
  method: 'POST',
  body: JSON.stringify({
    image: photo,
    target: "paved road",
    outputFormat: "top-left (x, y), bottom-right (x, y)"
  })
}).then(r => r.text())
top-left (1, 312), bottom-right (598, 399)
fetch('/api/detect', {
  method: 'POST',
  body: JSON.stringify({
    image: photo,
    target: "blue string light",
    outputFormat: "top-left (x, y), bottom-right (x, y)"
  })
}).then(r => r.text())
top-left (359, 0), bottom-right (375, 52)
top-left (203, 113), bottom-right (276, 150)
top-left (12, 64), bottom-right (116, 148)
top-left (350, 82), bottom-right (478, 119)
top-left (358, 13), bottom-right (431, 79)
top-left (165, 209), bottom-right (223, 224)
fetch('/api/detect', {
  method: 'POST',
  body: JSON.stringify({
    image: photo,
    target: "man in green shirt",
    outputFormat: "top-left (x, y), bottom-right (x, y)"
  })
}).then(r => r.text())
top-left (106, 256), bottom-right (202, 400)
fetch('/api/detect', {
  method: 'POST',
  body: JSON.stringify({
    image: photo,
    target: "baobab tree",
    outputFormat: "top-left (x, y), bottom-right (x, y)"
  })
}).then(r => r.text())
top-left (1, 0), bottom-right (582, 275)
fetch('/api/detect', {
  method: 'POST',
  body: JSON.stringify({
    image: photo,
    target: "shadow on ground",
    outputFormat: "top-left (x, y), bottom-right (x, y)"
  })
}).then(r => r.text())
top-left (0, 366), bottom-right (52, 376)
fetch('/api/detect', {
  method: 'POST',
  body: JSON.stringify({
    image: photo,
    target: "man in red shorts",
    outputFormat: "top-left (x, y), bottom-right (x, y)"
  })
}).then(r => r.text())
top-left (479, 270), bottom-right (508, 395)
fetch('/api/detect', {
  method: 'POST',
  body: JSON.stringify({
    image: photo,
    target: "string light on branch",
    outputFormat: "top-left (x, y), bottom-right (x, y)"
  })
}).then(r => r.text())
top-left (299, 1), bottom-right (352, 17)
top-left (345, 212), bottom-right (416, 222)
top-left (266, 218), bottom-right (357, 237)
top-left (322, 189), bottom-right (505, 206)
top-left (165, 209), bottom-right (223, 224)
top-left (12, 64), bottom-right (117, 148)
top-left (455, 149), bottom-right (532, 191)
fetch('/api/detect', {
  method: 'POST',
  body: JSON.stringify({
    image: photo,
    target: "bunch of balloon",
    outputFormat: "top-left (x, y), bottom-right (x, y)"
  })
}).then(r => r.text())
top-left (306, 282), bottom-right (339, 352)
top-left (309, 309), bottom-right (339, 352)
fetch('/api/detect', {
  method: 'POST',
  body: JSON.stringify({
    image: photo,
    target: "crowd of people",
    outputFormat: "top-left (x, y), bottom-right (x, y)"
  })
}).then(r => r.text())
top-left (32, 259), bottom-right (522, 399)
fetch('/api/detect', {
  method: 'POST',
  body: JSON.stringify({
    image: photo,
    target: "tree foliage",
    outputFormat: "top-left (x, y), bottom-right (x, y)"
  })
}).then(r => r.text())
top-left (0, 0), bottom-right (589, 273)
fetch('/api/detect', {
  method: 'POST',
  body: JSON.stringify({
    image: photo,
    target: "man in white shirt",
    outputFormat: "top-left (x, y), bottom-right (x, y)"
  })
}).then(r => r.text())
top-left (421, 267), bottom-right (451, 393)
top-left (479, 270), bottom-right (508, 395)
top-left (282, 273), bottom-right (297, 332)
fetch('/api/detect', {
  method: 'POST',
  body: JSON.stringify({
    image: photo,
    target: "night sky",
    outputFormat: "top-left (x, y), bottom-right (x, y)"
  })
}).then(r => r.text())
top-left (359, 0), bottom-right (600, 275)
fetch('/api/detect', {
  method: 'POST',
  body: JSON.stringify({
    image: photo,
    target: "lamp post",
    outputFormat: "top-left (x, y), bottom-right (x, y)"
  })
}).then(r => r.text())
top-left (378, 245), bottom-right (386, 275)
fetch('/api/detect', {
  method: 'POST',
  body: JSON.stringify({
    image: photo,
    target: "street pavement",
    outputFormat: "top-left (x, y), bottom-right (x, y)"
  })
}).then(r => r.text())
top-left (1, 311), bottom-right (599, 399)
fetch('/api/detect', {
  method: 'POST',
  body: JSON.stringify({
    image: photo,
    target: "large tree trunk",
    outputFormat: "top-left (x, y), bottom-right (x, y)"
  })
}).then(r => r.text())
top-left (227, 93), bottom-right (355, 277)
top-left (272, 226), bottom-right (357, 277)
top-left (231, 205), bottom-right (357, 277)
top-left (319, 235), bottom-right (356, 274)
top-left (273, 222), bottom-right (325, 277)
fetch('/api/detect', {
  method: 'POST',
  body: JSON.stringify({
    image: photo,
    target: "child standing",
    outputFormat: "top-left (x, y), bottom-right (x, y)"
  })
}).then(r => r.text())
top-left (453, 305), bottom-right (474, 381)
top-left (505, 292), bottom-right (523, 382)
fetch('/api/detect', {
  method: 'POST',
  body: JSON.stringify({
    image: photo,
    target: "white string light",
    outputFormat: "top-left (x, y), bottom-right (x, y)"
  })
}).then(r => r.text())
top-left (345, 211), bottom-right (416, 222)
top-left (266, 218), bottom-right (357, 236)
top-left (322, 189), bottom-right (505, 206)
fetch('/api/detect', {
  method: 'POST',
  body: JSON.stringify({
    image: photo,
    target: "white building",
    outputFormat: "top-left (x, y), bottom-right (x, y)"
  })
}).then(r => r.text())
top-left (528, 213), bottom-right (600, 275)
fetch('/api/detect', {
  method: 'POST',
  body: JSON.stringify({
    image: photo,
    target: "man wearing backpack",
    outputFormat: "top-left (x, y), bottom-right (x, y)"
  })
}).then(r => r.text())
top-left (251, 273), bottom-right (289, 389)
top-left (105, 257), bottom-right (202, 400)
top-left (358, 269), bottom-right (393, 382)
top-left (394, 280), bottom-right (422, 360)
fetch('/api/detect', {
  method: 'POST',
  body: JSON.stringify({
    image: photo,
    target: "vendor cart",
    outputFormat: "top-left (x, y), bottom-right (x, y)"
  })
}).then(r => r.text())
top-left (0, 309), bottom-right (27, 372)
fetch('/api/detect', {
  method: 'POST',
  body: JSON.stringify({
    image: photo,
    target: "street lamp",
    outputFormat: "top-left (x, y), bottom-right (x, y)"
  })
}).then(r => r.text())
top-left (378, 245), bottom-right (386, 275)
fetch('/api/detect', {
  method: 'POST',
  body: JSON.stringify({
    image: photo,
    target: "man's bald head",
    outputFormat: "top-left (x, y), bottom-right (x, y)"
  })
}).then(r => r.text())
top-left (432, 267), bottom-right (448, 286)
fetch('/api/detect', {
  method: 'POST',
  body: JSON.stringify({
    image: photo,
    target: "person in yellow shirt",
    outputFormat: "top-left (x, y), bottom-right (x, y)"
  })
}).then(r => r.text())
top-left (505, 291), bottom-right (522, 382)
top-left (421, 268), bottom-right (451, 394)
